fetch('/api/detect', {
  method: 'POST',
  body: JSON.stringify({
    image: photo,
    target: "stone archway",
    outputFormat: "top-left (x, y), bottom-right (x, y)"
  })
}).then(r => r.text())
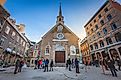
top-left (118, 47), bottom-right (121, 55)
top-left (109, 49), bottom-right (119, 59)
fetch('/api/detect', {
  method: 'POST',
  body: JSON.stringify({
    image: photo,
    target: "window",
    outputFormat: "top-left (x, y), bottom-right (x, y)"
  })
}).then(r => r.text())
top-left (70, 45), bottom-right (76, 55)
top-left (103, 28), bottom-right (107, 35)
top-left (45, 46), bottom-right (49, 55)
top-left (115, 32), bottom-right (121, 42)
top-left (17, 36), bottom-right (19, 42)
top-left (91, 28), bottom-right (93, 32)
top-left (90, 45), bottom-right (93, 50)
top-left (98, 14), bottom-right (102, 19)
top-left (0, 38), bottom-right (4, 46)
top-left (97, 32), bottom-right (101, 36)
top-left (94, 19), bottom-right (96, 23)
top-left (100, 20), bottom-right (104, 26)
top-left (104, 7), bottom-right (108, 12)
top-left (5, 26), bottom-right (10, 34)
top-left (99, 40), bottom-right (104, 47)
top-left (95, 25), bottom-right (98, 30)
top-left (86, 27), bottom-right (88, 30)
top-left (23, 42), bottom-right (25, 46)
top-left (94, 43), bottom-right (98, 49)
top-left (87, 32), bottom-right (89, 35)
top-left (12, 31), bottom-right (16, 37)
top-left (106, 37), bottom-right (113, 45)
top-left (0, 19), bottom-right (3, 26)
top-left (111, 23), bottom-right (117, 30)
top-left (107, 14), bottom-right (112, 21)
top-left (90, 24), bottom-right (92, 26)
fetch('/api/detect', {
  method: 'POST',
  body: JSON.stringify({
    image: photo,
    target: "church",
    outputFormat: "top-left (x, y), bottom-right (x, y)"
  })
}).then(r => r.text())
top-left (38, 4), bottom-right (80, 66)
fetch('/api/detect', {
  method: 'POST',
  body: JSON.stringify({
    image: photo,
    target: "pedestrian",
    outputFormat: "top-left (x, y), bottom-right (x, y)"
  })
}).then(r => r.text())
top-left (49, 59), bottom-right (53, 71)
top-left (107, 58), bottom-right (117, 77)
top-left (75, 58), bottom-right (80, 73)
top-left (84, 60), bottom-right (88, 72)
top-left (66, 60), bottom-right (68, 69)
top-left (43, 59), bottom-right (49, 72)
top-left (39, 59), bottom-right (42, 69)
top-left (34, 59), bottom-right (38, 69)
top-left (14, 58), bottom-right (20, 74)
top-left (38, 60), bottom-right (40, 69)
top-left (18, 59), bottom-right (24, 72)
top-left (71, 59), bottom-right (75, 68)
top-left (67, 58), bottom-right (71, 71)
top-left (116, 58), bottom-right (121, 71)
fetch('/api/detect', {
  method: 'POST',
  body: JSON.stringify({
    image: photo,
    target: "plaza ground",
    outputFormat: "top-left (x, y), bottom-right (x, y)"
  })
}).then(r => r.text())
top-left (0, 66), bottom-right (121, 80)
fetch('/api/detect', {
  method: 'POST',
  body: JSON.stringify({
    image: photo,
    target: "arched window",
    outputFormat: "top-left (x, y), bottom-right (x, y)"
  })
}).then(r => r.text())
top-left (45, 45), bottom-right (50, 55)
top-left (70, 45), bottom-right (76, 55)
top-left (115, 32), bottom-right (121, 42)
top-left (94, 43), bottom-right (98, 49)
top-left (99, 40), bottom-right (104, 47)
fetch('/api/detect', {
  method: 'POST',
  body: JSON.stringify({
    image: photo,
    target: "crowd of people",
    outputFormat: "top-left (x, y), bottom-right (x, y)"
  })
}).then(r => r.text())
top-left (34, 58), bottom-right (54, 72)
top-left (66, 58), bottom-right (80, 73)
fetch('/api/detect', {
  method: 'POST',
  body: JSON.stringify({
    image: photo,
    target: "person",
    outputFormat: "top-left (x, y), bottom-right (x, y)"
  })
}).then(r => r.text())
top-left (14, 58), bottom-right (20, 74)
top-left (49, 59), bottom-right (53, 71)
top-left (71, 59), bottom-right (75, 68)
top-left (44, 59), bottom-right (49, 72)
top-left (116, 58), bottom-right (121, 71)
top-left (34, 59), bottom-right (38, 69)
top-left (38, 60), bottom-right (40, 69)
top-left (19, 59), bottom-right (24, 72)
top-left (84, 60), bottom-right (88, 72)
top-left (67, 58), bottom-right (71, 71)
top-left (66, 60), bottom-right (68, 69)
top-left (107, 58), bottom-right (117, 77)
top-left (75, 58), bottom-right (80, 73)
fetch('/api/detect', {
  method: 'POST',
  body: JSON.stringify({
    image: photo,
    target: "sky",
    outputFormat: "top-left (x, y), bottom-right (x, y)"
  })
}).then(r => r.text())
top-left (4, 0), bottom-right (121, 42)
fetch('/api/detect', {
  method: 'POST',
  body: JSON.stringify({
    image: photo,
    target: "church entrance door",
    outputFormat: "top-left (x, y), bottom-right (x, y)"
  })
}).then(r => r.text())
top-left (55, 51), bottom-right (65, 63)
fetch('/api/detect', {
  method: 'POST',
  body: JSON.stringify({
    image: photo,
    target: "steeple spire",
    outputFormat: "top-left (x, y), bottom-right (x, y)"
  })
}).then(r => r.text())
top-left (56, 2), bottom-right (64, 24)
top-left (59, 2), bottom-right (62, 16)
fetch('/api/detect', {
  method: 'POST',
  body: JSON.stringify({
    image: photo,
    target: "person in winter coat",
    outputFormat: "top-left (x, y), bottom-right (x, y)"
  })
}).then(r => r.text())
top-left (107, 58), bottom-right (117, 77)
top-left (43, 59), bottom-right (49, 72)
top-left (116, 58), bottom-right (121, 71)
top-left (75, 58), bottom-right (80, 73)
top-left (49, 59), bottom-right (54, 71)
top-left (14, 59), bottom-right (20, 74)
top-left (67, 58), bottom-right (71, 71)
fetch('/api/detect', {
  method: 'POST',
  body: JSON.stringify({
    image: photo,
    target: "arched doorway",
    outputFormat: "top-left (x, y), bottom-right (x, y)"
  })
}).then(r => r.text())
top-left (101, 51), bottom-right (109, 59)
top-left (118, 47), bottom-right (121, 55)
top-left (109, 49), bottom-right (119, 59)
top-left (55, 44), bottom-right (65, 63)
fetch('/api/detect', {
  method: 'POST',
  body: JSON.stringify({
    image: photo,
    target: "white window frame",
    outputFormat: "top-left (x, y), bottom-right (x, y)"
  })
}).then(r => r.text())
top-left (5, 26), bottom-right (10, 34)
top-left (45, 45), bottom-right (50, 55)
top-left (70, 45), bottom-right (76, 55)
top-left (12, 31), bottom-right (16, 37)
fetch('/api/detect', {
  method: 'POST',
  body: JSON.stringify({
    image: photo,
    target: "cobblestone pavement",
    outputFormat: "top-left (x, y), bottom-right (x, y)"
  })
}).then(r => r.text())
top-left (0, 66), bottom-right (121, 80)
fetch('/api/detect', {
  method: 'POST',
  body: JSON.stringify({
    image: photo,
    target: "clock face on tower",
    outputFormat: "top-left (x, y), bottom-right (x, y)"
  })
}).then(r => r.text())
top-left (57, 33), bottom-right (64, 40)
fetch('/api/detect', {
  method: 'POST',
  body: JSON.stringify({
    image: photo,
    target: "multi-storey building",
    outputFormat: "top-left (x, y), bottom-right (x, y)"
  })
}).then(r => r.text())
top-left (80, 37), bottom-right (90, 64)
top-left (83, 0), bottom-right (121, 62)
top-left (0, 4), bottom-right (29, 66)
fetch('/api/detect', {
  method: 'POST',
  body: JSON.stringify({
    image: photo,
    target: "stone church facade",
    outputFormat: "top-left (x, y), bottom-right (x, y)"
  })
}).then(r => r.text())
top-left (38, 4), bottom-right (80, 66)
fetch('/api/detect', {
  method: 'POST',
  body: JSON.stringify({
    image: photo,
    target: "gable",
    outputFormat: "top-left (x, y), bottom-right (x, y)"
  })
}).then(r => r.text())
top-left (42, 23), bottom-right (79, 40)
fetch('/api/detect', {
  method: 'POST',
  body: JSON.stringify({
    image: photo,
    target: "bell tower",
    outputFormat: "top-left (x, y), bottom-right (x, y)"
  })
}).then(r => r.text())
top-left (56, 3), bottom-right (64, 24)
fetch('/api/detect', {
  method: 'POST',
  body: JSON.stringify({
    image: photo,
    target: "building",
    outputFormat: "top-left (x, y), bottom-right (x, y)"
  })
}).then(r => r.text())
top-left (80, 37), bottom-right (90, 64)
top-left (0, 0), bottom-right (6, 6)
top-left (83, 0), bottom-right (121, 63)
top-left (0, 4), bottom-right (29, 66)
top-left (38, 4), bottom-right (80, 66)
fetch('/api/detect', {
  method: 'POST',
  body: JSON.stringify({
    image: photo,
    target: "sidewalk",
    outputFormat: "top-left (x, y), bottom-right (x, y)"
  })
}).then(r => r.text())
top-left (0, 66), bottom-right (15, 72)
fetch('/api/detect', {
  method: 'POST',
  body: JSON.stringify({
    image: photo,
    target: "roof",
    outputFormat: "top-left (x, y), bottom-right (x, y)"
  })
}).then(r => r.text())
top-left (84, 1), bottom-right (109, 28)
top-left (41, 22), bottom-right (80, 40)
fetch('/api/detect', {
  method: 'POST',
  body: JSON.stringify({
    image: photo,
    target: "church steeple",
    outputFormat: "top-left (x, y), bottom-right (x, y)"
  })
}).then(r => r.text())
top-left (56, 3), bottom-right (64, 24)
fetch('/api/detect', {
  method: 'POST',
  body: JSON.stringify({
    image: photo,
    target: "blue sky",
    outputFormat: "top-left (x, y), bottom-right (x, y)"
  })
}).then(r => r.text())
top-left (4, 0), bottom-right (121, 42)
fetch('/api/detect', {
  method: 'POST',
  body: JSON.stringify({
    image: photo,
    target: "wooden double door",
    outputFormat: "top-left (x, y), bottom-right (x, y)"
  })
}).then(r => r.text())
top-left (55, 51), bottom-right (65, 63)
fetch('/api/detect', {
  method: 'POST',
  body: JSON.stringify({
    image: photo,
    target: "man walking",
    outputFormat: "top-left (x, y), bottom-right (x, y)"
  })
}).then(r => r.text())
top-left (14, 58), bottom-right (20, 74)
top-left (49, 59), bottom-right (53, 71)
top-left (107, 58), bottom-right (117, 77)
top-left (67, 58), bottom-right (71, 71)
top-left (75, 58), bottom-right (80, 73)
